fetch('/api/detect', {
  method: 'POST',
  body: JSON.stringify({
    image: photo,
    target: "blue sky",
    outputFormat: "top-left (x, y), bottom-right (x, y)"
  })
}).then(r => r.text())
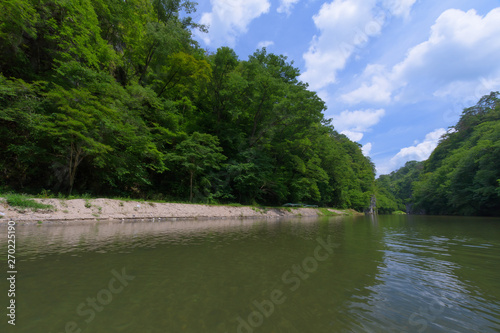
top-left (191, 0), bottom-right (500, 175)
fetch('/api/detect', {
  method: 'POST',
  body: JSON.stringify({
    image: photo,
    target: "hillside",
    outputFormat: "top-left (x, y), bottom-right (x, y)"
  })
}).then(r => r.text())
top-left (377, 92), bottom-right (500, 216)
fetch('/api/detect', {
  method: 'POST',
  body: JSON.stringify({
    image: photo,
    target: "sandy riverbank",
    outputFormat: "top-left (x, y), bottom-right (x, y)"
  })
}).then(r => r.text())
top-left (0, 197), bottom-right (353, 224)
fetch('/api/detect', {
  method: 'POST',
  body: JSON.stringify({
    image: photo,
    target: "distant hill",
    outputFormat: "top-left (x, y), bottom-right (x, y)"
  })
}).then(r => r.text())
top-left (377, 92), bottom-right (500, 216)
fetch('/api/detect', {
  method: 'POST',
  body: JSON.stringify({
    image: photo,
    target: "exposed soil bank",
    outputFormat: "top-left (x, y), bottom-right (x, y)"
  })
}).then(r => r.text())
top-left (0, 198), bottom-right (354, 224)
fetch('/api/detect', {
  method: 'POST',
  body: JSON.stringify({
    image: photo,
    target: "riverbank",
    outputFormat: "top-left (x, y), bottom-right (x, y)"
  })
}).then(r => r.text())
top-left (0, 197), bottom-right (358, 224)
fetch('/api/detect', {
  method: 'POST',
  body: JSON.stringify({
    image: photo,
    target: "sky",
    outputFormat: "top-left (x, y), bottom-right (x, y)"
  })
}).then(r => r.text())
top-left (190, 0), bottom-right (500, 175)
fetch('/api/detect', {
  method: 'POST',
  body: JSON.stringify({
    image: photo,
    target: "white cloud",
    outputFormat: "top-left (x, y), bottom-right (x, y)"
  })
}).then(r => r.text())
top-left (376, 128), bottom-right (447, 175)
top-left (198, 0), bottom-right (271, 47)
top-left (333, 108), bottom-right (386, 132)
top-left (362, 142), bottom-right (373, 156)
top-left (257, 40), bottom-right (274, 48)
top-left (341, 64), bottom-right (392, 104)
top-left (389, 127), bottom-right (446, 167)
top-left (434, 77), bottom-right (500, 101)
top-left (393, 9), bottom-right (500, 86)
top-left (343, 7), bottom-right (500, 105)
top-left (332, 108), bottom-right (385, 141)
top-left (300, 0), bottom-right (418, 92)
top-left (300, 0), bottom-right (380, 90)
top-left (341, 130), bottom-right (364, 141)
top-left (277, 0), bottom-right (300, 15)
top-left (382, 0), bottom-right (417, 18)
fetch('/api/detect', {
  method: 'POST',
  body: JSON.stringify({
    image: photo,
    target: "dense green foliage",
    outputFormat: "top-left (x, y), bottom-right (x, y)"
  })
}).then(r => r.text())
top-left (377, 92), bottom-right (500, 216)
top-left (375, 161), bottom-right (423, 214)
top-left (0, 0), bottom-right (375, 208)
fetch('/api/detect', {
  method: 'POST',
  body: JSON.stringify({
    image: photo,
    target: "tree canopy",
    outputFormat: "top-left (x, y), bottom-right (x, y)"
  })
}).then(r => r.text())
top-left (376, 92), bottom-right (500, 216)
top-left (0, 0), bottom-right (375, 209)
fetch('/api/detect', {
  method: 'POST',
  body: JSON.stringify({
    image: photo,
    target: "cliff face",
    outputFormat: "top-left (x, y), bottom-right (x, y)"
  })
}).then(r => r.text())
top-left (365, 195), bottom-right (377, 215)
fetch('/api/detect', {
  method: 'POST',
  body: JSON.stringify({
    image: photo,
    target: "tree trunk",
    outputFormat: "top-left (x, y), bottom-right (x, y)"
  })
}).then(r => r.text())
top-left (68, 142), bottom-right (84, 195)
top-left (189, 171), bottom-right (193, 202)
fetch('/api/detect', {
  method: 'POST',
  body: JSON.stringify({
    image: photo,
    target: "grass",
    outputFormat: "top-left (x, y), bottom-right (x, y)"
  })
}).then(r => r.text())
top-left (316, 207), bottom-right (364, 216)
top-left (2, 193), bottom-right (53, 211)
top-left (317, 207), bottom-right (341, 216)
top-left (343, 209), bottom-right (364, 216)
top-left (251, 206), bottom-right (269, 214)
top-left (226, 203), bottom-right (242, 207)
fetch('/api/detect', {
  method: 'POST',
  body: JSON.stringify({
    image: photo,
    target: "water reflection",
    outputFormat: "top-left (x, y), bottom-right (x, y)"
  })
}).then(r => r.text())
top-left (0, 215), bottom-right (499, 332)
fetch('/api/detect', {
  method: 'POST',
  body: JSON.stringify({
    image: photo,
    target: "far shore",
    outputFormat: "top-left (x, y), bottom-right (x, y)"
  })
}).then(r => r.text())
top-left (0, 197), bottom-right (359, 224)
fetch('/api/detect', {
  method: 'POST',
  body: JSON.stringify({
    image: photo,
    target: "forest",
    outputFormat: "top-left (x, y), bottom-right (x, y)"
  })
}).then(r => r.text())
top-left (376, 92), bottom-right (500, 216)
top-left (0, 0), bottom-right (376, 209)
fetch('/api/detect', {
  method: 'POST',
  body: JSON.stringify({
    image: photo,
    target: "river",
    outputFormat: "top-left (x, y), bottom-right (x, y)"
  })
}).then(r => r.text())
top-left (1, 215), bottom-right (499, 332)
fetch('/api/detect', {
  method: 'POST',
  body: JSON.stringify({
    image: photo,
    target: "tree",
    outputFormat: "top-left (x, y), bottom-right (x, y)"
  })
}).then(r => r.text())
top-left (39, 85), bottom-right (114, 194)
top-left (0, 75), bottom-right (46, 188)
top-left (0, 0), bottom-right (39, 78)
top-left (168, 132), bottom-right (226, 202)
top-left (375, 160), bottom-right (424, 213)
top-left (0, 0), bottom-right (378, 210)
top-left (384, 92), bottom-right (500, 216)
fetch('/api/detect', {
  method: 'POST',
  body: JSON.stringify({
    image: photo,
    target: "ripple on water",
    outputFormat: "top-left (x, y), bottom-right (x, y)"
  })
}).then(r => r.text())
top-left (1, 216), bottom-right (499, 333)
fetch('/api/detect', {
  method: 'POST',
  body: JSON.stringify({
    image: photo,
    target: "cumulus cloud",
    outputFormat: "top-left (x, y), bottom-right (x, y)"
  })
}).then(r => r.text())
top-left (376, 128), bottom-right (447, 175)
top-left (390, 127), bottom-right (446, 165)
top-left (257, 40), bottom-right (274, 48)
top-left (362, 142), bottom-right (373, 156)
top-left (393, 9), bottom-right (500, 88)
top-left (332, 108), bottom-right (385, 141)
top-left (341, 64), bottom-right (392, 104)
top-left (277, 0), bottom-right (300, 15)
top-left (300, 0), bottom-right (379, 90)
top-left (342, 7), bottom-right (500, 105)
top-left (300, 0), bottom-right (418, 92)
top-left (341, 130), bottom-right (364, 141)
top-left (198, 0), bottom-right (271, 47)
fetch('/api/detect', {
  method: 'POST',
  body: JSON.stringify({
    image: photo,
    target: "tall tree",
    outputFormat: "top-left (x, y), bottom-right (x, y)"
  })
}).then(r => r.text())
top-left (168, 132), bottom-right (226, 202)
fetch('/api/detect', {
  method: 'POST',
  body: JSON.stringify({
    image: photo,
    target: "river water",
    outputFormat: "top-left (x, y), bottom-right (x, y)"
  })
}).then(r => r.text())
top-left (1, 215), bottom-right (499, 332)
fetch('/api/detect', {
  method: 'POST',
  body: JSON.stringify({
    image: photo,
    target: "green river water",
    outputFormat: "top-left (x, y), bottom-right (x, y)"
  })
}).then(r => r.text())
top-left (1, 215), bottom-right (499, 332)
